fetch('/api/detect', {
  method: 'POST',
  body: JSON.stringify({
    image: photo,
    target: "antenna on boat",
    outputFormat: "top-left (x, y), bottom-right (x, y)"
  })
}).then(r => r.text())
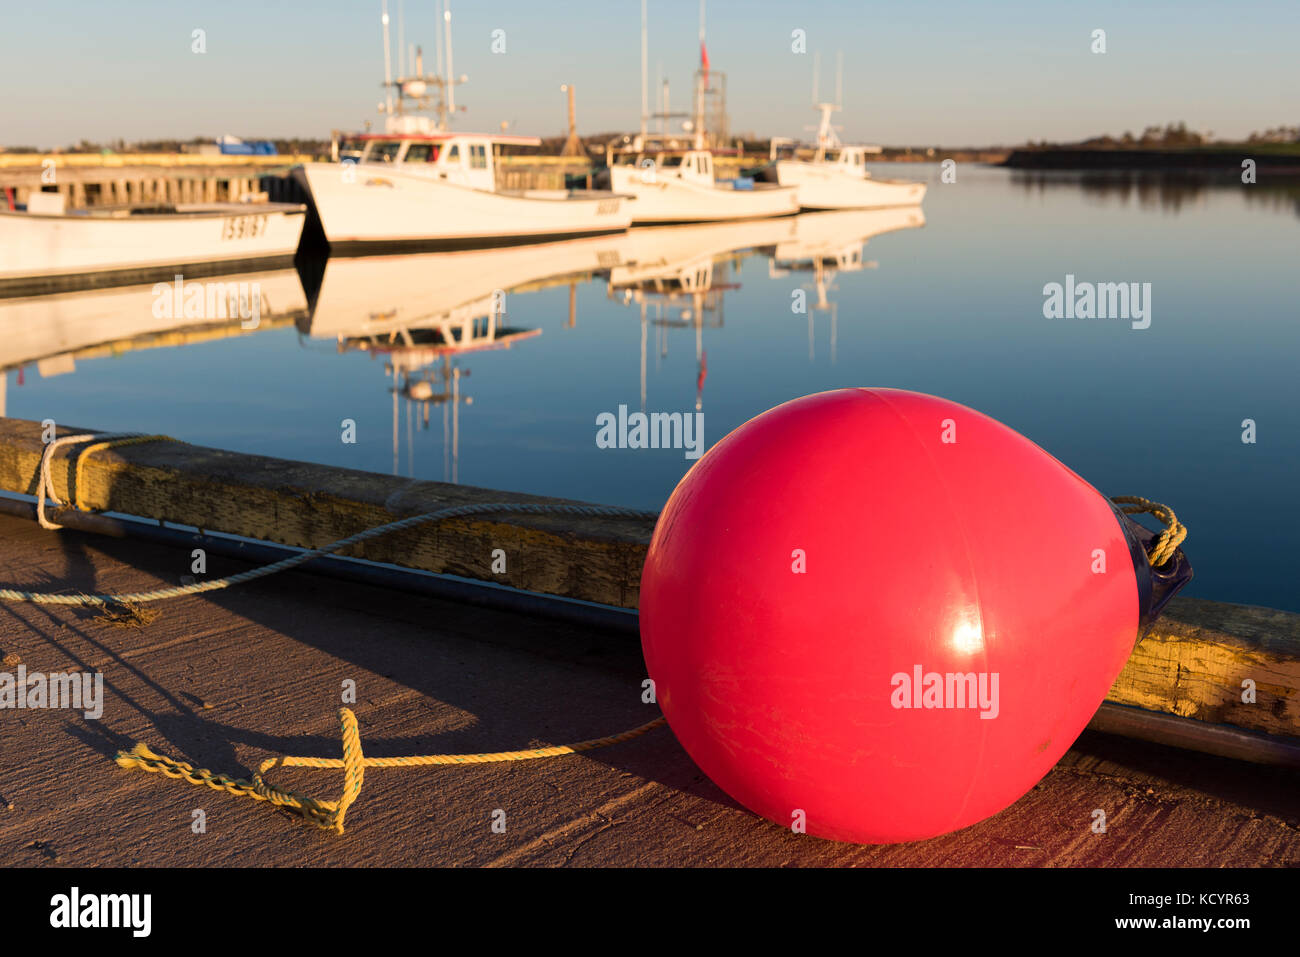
top-left (380, 0), bottom-right (394, 116)
top-left (434, 0), bottom-right (444, 77)
top-left (809, 50), bottom-right (845, 159)
top-left (694, 0), bottom-right (707, 149)
top-left (444, 1), bottom-right (455, 122)
top-left (640, 0), bottom-right (648, 140)
top-left (397, 0), bottom-right (406, 78)
top-left (656, 62), bottom-right (664, 134)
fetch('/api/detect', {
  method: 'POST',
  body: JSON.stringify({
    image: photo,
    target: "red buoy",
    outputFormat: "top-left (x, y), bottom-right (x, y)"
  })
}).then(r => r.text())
top-left (640, 388), bottom-right (1188, 843)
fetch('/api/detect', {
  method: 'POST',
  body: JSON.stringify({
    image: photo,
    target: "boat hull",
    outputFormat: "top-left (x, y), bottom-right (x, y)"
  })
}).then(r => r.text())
top-left (0, 204), bottom-right (307, 294)
top-left (774, 160), bottom-right (927, 210)
top-left (607, 166), bottom-right (800, 225)
top-left (294, 163), bottom-right (632, 251)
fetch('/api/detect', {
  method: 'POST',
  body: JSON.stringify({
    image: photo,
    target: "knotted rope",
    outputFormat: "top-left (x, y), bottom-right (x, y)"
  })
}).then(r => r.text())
top-left (1110, 495), bottom-right (1187, 568)
top-left (114, 708), bottom-right (667, 834)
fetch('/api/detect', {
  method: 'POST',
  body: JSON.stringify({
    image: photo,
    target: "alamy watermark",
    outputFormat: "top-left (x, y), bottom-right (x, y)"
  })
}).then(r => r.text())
top-left (1042, 274), bottom-right (1151, 329)
top-left (0, 664), bottom-right (103, 719)
top-left (891, 664), bottom-right (1000, 719)
top-left (151, 274), bottom-right (262, 329)
top-left (50, 887), bottom-right (150, 937)
top-left (595, 405), bottom-right (704, 460)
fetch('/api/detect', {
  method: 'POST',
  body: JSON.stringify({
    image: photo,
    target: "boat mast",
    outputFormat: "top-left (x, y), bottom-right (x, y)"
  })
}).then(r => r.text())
top-left (694, 0), bottom-right (706, 150)
top-left (397, 0), bottom-right (406, 78)
top-left (640, 0), bottom-right (648, 141)
top-left (657, 64), bottom-right (664, 135)
top-left (435, 0), bottom-right (443, 77)
top-left (811, 50), bottom-right (844, 161)
top-left (381, 0), bottom-right (394, 116)
top-left (444, 2), bottom-right (455, 124)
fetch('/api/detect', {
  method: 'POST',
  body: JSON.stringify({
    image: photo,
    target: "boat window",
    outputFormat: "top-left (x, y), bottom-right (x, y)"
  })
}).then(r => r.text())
top-left (405, 143), bottom-right (440, 163)
top-left (469, 144), bottom-right (488, 169)
top-left (447, 144), bottom-right (460, 163)
top-left (368, 140), bottom-right (403, 163)
top-left (660, 155), bottom-right (683, 168)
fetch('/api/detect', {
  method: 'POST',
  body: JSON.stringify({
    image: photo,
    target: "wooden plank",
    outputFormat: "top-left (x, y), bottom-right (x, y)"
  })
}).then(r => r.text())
top-left (1109, 598), bottom-right (1300, 739)
top-left (0, 415), bottom-right (1295, 739)
top-left (0, 417), bottom-right (654, 609)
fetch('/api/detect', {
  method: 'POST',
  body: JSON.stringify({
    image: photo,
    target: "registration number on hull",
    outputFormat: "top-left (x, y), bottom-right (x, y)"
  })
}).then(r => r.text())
top-left (220, 214), bottom-right (270, 240)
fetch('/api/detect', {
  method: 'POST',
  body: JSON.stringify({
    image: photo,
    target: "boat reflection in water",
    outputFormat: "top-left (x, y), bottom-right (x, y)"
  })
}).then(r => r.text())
top-left (298, 242), bottom-right (620, 479)
top-left (603, 207), bottom-right (925, 406)
top-left (769, 207), bottom-right (926, 361)
top-left (0, 267), bottom-right (309, 415)
top-left (0, 209), bottom-right (924, 476)
top-left (605, 217), bottom-right (799, 411)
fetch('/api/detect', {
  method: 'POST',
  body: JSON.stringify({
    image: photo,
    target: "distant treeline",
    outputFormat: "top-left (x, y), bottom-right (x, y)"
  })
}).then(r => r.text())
top-left (1023, 121), bottom-right (1299, 151)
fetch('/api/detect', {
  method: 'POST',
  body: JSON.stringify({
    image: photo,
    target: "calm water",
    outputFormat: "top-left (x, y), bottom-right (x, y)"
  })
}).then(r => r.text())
top-left (4, 164), bottom-right (1298, 611)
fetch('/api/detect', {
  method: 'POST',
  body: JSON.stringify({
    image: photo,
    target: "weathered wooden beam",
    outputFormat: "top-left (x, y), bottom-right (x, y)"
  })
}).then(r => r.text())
top-left (0, 417), bottom-right (654, 609)
top-left (1110, 598), bottom-right (1300, 740)
top-left (0, 416), bottom-right (1295, 741)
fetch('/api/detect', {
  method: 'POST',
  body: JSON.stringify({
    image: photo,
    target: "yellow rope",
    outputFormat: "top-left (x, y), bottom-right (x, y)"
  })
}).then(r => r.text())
top-left (114, 709), bottom-right (667, 835)
top-left (72, 435), bottom-right (176, 513)
top-left (1110, 495), bottom-right (1187, 568)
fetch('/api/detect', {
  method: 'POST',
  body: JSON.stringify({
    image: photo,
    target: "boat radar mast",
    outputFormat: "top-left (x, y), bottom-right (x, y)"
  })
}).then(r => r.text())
top-left (378, 0), bottom-right (468, 134)
top-left (809, 51), bottom-right (845, 160)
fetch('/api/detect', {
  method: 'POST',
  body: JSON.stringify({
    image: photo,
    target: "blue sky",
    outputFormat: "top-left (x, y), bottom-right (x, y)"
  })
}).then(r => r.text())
top-left (2, 0), bottom-right (1296, 148)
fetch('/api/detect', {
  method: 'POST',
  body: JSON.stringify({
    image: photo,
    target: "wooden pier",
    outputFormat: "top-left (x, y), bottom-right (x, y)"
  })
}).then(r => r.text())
top-left (0, 152), bottom-right (762, 208)
top-left (0, 417), bottom-right (1295, 865)
top-left (0, 153), bottom-right (312, 209)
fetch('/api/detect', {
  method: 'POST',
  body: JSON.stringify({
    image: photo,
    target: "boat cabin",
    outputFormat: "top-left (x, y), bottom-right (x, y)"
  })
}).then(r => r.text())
top-left (607, 145), bottom-right (719, 187)
top-left (820, 145), bottom-right (883, 173)
top-left (349, 133), bottom-right (543, 191)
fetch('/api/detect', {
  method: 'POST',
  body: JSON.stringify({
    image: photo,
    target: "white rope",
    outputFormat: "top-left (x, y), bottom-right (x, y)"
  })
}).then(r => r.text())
top-left (36, 432), bottom-right (148, 530)
top-left (8, 429), bottom-right (658, 607)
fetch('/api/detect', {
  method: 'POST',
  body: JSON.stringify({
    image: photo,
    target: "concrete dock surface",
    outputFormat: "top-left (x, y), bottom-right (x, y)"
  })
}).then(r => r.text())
top-left (0, 512), bottom-right (1295, 867)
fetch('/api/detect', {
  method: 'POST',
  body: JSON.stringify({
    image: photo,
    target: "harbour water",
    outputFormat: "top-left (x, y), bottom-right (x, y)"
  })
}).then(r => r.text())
top-left (3, 163), bottom-right (1297, 611)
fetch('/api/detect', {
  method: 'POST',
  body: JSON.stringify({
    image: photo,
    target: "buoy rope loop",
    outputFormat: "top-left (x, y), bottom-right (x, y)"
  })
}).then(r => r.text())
top-left (114, 709), bottom-right (668, 835)
top-left (1110, 495), bottom-right (1188, 568)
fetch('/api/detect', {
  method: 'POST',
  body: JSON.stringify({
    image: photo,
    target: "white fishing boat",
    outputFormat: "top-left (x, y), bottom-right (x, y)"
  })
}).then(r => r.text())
top-left (293, 132), bottom-right (630, 253)
top-left (0, 192), bottom-right (307, 295)
top-left (597, 2), bottom-right (798, 225)
top-left (291, 8), bottom-right (630, 253)
top-left (602, 137), bottom-right (799, 225)
top-left (760, 99), bottom-right (926, 211)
